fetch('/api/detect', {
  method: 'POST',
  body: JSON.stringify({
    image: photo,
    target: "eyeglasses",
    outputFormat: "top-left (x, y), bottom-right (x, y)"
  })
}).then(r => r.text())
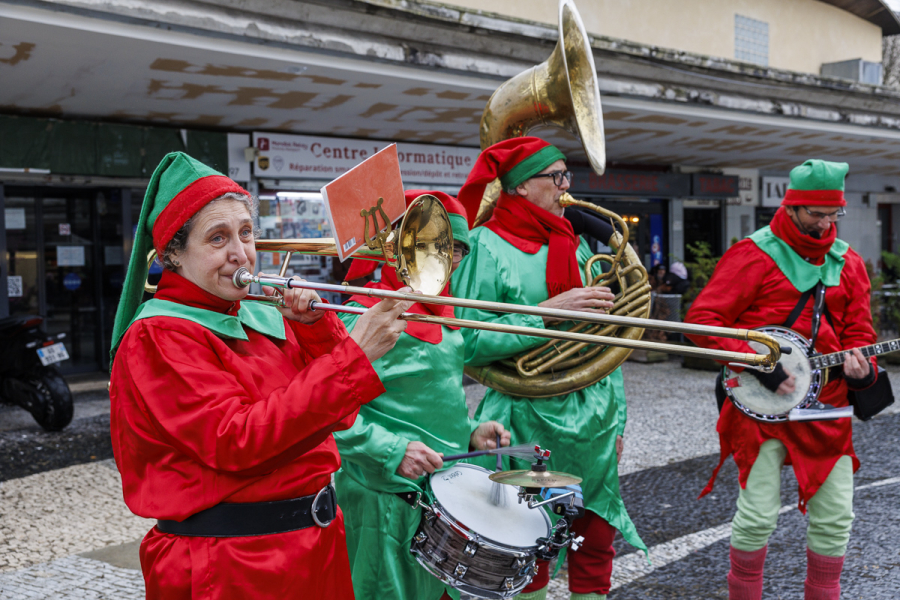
top-left (800, 207), bottom-right (846, 222)
top-left (530, 170), bottom-right (574, 187)
top-left (452, 243), bottom-right (469, 260)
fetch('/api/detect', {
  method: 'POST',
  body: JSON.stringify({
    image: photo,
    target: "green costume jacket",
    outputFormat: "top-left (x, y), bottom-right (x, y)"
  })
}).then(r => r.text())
top-left (451, 227), bottom-right (647, 555)
top-left (334, 309), bottom-right (475, 600)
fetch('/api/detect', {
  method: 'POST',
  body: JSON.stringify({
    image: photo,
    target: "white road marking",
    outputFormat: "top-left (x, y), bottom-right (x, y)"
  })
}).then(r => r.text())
top-left (611, 474), bottom-right (900, 589)
top-left (855, 476), bottom-right (900, 491)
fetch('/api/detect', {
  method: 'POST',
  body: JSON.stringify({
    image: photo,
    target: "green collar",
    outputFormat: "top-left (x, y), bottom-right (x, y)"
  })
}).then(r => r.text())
top-left (749, 226), bottom-right (849, 292)
top-left (130, 299), bottom-right (286, 341)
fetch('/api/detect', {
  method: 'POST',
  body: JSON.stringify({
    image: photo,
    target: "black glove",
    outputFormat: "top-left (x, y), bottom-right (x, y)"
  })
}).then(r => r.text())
top-left (844, 361), bottom-right (875, 390)
top-left (748, 362), bottom-right (790, 393)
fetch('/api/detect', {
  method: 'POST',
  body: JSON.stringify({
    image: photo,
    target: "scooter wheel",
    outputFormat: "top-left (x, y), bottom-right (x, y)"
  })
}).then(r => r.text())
top-left (31, 369), bottom-right (74, 432)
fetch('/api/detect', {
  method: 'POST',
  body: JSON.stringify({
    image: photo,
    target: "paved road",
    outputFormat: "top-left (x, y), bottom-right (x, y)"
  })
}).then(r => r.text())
top-left (0, 362), bottom-right (898, 599)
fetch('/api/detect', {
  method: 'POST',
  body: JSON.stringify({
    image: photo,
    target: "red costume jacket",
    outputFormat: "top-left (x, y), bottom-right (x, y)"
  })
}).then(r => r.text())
top-left (110, 271), bottom-right (384, 599)
top-left (686, 214), bottom-right (875, 511)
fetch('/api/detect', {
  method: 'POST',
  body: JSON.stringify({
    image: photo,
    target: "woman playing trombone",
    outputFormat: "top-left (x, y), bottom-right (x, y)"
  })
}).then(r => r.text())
top-left (109, 152), bottom-right (411, 599)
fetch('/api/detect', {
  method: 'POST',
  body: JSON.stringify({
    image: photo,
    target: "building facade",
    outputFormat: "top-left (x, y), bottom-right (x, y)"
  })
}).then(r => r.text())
top-left (2, 0), bottom-right (900, 371)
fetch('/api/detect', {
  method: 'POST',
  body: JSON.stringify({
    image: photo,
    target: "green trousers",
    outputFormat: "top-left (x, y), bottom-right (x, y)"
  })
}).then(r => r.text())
top-left (730, 439), bottom-right (854, 557)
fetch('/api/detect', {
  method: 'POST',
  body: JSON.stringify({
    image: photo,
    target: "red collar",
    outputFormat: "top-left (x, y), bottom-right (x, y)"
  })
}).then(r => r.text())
top-left (154, 269), bottom-right (241, 316)
top-left (770, 207), bottom-right (836, 264)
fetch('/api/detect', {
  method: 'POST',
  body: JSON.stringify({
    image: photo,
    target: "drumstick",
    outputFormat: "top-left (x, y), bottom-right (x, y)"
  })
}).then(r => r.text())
top-left (442, 443), bottom-right (536, 462)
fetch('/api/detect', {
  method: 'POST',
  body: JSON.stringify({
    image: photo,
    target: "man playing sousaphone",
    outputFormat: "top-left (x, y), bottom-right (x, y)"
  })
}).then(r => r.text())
top-left (333, 189), bottom-right (511, 600)
top-left (453, 137), bottom-right (647, 600)
top-left (109, 152), bottom-right (412, 598)
top-left (686, 160), bottom-right (875, 600)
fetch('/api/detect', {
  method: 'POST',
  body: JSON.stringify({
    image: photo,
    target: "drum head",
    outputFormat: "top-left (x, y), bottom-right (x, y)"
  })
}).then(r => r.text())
top-left (429, 463), bottom-right (550, 548)
top-left (727, 328), bottom-right (813, 416)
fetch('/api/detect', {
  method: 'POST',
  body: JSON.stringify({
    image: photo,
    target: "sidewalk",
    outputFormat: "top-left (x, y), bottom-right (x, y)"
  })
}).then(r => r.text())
top-left (1, 361), bottom-right (897, 599)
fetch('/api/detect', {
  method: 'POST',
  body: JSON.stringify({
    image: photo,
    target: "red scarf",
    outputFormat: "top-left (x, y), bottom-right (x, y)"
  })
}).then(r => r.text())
top-left (770, 206), bottom-right (836, 265)
top-left (347, 266), bottom-right (457, 344)
top-left (484, 193), bottom-right (582, 298)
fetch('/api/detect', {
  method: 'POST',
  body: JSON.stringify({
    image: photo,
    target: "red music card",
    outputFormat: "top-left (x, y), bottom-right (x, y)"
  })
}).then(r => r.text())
top-left (320, 144), bottom-right (405, 262)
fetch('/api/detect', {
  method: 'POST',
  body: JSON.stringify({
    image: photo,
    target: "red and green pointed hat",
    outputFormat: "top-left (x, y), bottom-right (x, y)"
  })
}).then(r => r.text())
top-left (781, 159), bottom-right (849, 207)
top-left (111, 152), bottom-right (249, 358)
top-left (458, 137), bottom-right (566, 228)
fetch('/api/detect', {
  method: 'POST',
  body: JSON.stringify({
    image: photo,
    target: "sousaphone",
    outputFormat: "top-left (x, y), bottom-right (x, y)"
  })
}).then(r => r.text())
top-left (465, 0), bottom-right (652, 398)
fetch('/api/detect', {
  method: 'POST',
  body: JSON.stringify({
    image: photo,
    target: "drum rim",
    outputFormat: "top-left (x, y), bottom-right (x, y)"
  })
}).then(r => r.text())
top-left (427, 463), bottom-right (551, 551)
top-left (723, 326), bottom-right (824, 422)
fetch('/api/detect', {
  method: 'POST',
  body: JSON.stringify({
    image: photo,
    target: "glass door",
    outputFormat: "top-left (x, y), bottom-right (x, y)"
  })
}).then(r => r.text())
top-left (42, 194), bottom-right (99, 372)
top-left (5, 191), bottom-right (41, 317)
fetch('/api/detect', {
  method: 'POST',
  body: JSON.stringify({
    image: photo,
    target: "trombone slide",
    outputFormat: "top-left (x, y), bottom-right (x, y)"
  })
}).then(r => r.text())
top-left (234, 268), bottom-right (782, 370)
top-left (310, 301), bottom-right (771, 365)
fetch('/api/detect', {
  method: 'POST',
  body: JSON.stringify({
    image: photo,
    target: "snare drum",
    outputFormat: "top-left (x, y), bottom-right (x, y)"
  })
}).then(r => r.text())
top-left (410, 463), bottom-right (551, 599)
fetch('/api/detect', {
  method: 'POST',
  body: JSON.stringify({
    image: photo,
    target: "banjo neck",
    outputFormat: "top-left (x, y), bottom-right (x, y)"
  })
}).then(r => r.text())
top-left (808, 338), bottom-right (900, 370)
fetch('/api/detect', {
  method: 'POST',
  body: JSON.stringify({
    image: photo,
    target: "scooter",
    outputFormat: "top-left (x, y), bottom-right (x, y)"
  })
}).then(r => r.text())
top-left (0, 315), bottom-right (73, 431)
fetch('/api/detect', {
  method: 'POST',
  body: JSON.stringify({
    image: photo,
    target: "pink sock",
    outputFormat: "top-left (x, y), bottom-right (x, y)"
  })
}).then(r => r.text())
top-left (727, 545), bottom-right (767, 600)
top-left (805, 548), bottom-right (844, 600)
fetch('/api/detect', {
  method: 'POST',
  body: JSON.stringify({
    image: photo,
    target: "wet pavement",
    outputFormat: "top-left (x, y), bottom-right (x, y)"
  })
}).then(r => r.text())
top-left (0, 361), bottom-right (898, 599)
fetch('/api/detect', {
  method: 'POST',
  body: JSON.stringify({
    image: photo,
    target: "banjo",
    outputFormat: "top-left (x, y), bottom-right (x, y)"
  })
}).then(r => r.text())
top-left (722, 326), bottom-right (900, 423)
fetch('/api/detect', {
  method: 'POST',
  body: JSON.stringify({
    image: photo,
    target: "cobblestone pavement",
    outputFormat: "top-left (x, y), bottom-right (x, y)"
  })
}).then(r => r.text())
top-left (0, 361), bottom-right (898, 599)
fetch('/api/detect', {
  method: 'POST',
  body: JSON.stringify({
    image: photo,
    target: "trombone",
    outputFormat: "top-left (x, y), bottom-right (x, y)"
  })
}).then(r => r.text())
top-left (227, 192), bottom-right (784, 371)
top-left (232, 267), bottom-right (785, 369)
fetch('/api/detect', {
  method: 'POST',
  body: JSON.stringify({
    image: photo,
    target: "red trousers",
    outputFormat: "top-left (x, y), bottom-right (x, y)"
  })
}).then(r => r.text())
top-left (521, 510), bottom-right (617, 595)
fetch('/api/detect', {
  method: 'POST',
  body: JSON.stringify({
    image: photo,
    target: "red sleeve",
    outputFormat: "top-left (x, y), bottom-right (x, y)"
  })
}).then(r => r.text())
top-left (285, 311), bottom-right (350, 358)
top-left (836, 251), bottom-right (878, 372)
top-left (117, 320), bottom-right (384, 475)
top-left (684, 240), bottom-right (766, 362)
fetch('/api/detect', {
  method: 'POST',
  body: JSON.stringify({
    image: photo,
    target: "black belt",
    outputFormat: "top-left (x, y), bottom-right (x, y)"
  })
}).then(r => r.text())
top-left (157, 484), bottom-right (337, 537)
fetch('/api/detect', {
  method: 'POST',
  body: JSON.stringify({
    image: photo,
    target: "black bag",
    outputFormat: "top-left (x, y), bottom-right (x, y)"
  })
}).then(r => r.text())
top-left (848, 366), bottom-right (895, 421)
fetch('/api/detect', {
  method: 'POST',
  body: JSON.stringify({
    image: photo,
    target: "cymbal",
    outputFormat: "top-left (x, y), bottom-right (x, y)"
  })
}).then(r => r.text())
top-left (488, 469), bottom-right (582, 487)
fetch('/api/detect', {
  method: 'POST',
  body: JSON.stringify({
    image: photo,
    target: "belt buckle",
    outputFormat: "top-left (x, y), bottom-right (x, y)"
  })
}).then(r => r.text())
top-left (311, 485), bottom-right (334, 528)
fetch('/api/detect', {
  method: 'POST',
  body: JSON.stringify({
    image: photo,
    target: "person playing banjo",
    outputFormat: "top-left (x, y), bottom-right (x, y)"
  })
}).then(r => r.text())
top-left (333, 189), bottom-right (511, 600)
top-left (454, 137), bottom-right (647, 600)
top-left (685, 159), bottom-right (876, 600)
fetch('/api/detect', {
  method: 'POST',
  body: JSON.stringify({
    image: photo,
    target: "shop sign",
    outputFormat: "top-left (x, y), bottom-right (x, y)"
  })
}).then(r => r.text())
top-left (761, 176), bottom-right (791, 207)
top-left (691, 174), bottom-right (739, 198)
top-left (569, 170), bottom-right (690, 196)
top-left (7, 276), bottom-right (22, 298)
top-left (59, 223), bottom-right (71, 236)
top-left (251, 132), bottom-right (479, 186)
top-left (722, 168), bottom-right (759, 206)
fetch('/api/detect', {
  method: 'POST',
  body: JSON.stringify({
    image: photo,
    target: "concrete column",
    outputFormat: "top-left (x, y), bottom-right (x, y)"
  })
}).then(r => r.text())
top-left (669, 198), bottom-right (684, 261)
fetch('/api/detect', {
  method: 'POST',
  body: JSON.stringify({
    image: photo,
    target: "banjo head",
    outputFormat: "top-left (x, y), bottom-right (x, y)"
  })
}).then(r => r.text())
top-left (723, 327), bottom-right (821, 420)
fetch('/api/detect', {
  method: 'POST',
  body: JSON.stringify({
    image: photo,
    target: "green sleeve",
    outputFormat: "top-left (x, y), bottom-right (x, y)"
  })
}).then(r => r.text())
top-left (333, 408), bottom-right (411, 481)
top-left (334, 310), bottom-right (411, 481)
top-left (451, 240), bottom-right (547, 367)
top-left (608, 367), bottom-right (627, 437)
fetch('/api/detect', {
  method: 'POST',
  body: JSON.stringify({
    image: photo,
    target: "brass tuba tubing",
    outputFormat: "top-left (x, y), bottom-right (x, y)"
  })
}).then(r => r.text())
top-left (233, 268), bottom-right (782, 370)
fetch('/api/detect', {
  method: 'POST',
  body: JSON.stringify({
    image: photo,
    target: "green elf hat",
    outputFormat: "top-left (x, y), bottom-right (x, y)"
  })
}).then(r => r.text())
top-left (110, 152), bottom-right (250, 360)
top-left (458, 137), bottom-right (566, 228)
top-left (781, 159), bottom-right (849, 207)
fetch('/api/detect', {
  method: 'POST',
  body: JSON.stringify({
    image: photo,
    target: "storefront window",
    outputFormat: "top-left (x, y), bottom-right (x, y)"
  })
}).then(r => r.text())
top-left (257, 192), bottom-right (342, 304)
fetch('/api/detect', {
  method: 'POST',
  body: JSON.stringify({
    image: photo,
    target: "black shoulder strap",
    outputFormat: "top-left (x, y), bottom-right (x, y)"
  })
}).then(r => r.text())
top-left (782, 282), bottom-right (828, 357)
top-left (807, 282), bottom-right (827, 357)
top-left (782, 287), bottom-right (815, 329)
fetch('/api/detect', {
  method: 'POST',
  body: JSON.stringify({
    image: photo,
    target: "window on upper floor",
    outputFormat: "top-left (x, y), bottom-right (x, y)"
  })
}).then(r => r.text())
top-left (735, 14), bottom-right (769, 67)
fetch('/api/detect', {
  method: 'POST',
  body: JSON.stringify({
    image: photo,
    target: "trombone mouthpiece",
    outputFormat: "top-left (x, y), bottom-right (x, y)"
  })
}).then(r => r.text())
top-left (232, 267), bottom-right (253, 288)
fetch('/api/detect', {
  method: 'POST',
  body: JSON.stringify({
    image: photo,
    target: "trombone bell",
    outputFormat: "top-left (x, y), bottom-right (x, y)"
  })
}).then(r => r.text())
top-left (256, 193), bottom-right (453, 297)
